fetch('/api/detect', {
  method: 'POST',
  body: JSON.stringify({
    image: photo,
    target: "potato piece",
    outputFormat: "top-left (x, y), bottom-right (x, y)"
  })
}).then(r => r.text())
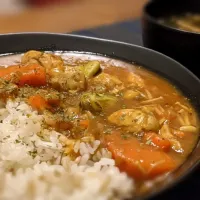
top-left (83, 61), bottom-right (100, 78)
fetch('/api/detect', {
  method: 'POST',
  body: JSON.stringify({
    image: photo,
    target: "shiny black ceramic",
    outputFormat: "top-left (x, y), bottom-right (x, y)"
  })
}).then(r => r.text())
top-left (142, 0), bottom-right (200, 77)
top-left (0, 33), bottom-right (199, 200)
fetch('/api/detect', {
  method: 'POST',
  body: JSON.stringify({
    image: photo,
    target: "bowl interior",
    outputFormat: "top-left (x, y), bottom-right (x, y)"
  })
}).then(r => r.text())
top-left (0, 33), bottom-right (200, 200)
top-left (142, 0), bottom-right (200, 77)
top-left (145, 0), bottom-right (200, 20)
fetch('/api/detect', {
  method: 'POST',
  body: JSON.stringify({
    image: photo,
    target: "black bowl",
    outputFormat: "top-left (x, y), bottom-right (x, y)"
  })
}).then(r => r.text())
top-left (0, 33), bottom-right (199, 200)
top-left (142, 0), bottom-right (200, 77)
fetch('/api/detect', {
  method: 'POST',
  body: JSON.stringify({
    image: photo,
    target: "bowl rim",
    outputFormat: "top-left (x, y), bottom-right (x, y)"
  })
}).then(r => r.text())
top-left (143, 0), bottom-right (200, 36)
top-left (1, 32), bottom-right (200, 84)
top-left (0, 32), bottom-right (199, 200)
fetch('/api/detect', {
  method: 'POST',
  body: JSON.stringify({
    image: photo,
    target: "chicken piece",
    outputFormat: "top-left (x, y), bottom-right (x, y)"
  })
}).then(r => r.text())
top-left (22, 51), bottom-right (86, 91)
top-left (21, 50), bottom-right (42, 65)
top-left (22, 51), bottom-right (87, 91)
top-left (127, 72), bottom-right (144, 89)
top-left (21, 50), bottom-right (64, 72)
top-left (50, 67), bottom-right (86, 92)
top-left (123, 89), bottom-right (146, 100)
top-left (80, 92), bottom-right (117, 112)
top-left (108, 109), bottom-right (159, 133)
top-left (64, 67), bottom-right (86, 91)
top-left (37, 53), bottom-right (64, 71)
top-left (160, 123), bottom-right (183, 153)
top-left (91, 73), bottom-right (124, 94)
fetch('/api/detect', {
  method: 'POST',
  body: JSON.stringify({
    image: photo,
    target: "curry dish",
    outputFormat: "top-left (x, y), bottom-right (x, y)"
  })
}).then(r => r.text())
top-left (0, 51), bottom-right (198, 192)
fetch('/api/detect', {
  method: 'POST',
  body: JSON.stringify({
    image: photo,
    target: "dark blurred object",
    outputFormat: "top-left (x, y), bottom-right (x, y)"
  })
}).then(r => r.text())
top-left (29, 0), bottom-right (70, 6)
top-left (73, 19), bottom-right (142, 46)
top-left (142, 0), bottom-right (200, 77)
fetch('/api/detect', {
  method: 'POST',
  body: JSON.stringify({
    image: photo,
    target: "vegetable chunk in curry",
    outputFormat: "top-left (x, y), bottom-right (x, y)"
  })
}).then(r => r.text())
top-left (0, 50), bottom-right (198, 180)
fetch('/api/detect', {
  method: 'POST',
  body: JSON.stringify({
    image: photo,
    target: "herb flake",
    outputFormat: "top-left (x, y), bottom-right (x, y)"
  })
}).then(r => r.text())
top-left (146, 139), bottom-right (152, 145)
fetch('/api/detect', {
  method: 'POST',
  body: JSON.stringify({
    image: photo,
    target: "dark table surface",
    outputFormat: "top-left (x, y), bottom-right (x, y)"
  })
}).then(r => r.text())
top-left (72, 19), bottom-right (200, 200)
top-left (73, 19), bottom-right (143, 46)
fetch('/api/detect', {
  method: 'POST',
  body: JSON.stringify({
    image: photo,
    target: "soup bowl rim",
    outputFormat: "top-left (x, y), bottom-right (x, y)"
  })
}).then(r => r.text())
top-left (143, 1), bottom-right (200, 36)
top-left (0, 32), bottom-right (199, 200)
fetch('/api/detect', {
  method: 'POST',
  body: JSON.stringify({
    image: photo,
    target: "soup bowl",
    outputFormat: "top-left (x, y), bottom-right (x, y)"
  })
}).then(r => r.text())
top-left (142, 0), bottom-right (200, 77)
top-left (0, 33), bottom-right (199, 200)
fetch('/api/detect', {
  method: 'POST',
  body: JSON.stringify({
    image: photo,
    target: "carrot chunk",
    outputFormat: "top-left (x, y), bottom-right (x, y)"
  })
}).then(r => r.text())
top-left (28, 95), bottom-right (49, 112)
top-left (0, 64), bottom-right (46, 87)
top-left (104, 132), bottom-right (176, 180)
top-left (79, 120), bottom-right (89, 129)
top-left (144, 132), bottom-right (171, 152)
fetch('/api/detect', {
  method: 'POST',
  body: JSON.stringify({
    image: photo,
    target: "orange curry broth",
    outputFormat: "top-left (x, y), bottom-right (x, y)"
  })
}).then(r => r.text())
top-left (0, 52), bottom-right (198, 181)
top-left (103, 66), bottom-right (199, 172)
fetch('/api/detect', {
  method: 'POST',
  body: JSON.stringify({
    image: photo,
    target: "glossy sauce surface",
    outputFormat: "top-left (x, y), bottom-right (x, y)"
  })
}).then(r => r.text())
top-left (0, 51), bottom-right (198, 183)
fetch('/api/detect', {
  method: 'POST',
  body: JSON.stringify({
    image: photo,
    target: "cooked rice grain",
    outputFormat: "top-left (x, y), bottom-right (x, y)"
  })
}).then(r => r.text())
top-left (0, 100), bottom-right (134, 200)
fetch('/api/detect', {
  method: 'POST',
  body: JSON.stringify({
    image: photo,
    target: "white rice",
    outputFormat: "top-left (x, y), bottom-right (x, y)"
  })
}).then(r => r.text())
top-left (0, 100), bottom-right (134, 200)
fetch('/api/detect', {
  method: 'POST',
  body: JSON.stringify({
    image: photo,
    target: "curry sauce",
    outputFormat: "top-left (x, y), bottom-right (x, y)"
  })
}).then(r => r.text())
top-left (0, 51), bottom-right (198, 181)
